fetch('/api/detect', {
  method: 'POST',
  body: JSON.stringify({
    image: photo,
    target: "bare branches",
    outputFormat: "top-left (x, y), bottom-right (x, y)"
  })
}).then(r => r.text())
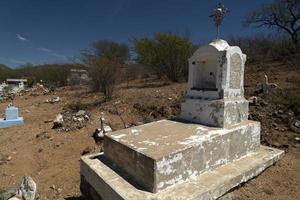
top-left (244, 0), bottom-right (300, 45)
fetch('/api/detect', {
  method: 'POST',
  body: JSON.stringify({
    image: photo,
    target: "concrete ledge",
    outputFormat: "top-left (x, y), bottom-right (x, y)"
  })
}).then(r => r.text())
top-left (0, 117), bottom-right (24, 128)
top-left (80, 145), bottom-right (284, 200)
top-left (104, 120), bottom-right (260, 192)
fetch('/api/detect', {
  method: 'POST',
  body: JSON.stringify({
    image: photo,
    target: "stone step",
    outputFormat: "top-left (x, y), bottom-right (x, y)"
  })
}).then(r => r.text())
top-left (103, 120), bottom-right (260, 192)
top-left (80, 145), bottom-right (284, 200)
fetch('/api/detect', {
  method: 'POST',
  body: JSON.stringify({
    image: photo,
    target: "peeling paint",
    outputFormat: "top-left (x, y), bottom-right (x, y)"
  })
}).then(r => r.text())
top-left (131, 129), bottom-right (142, 135)
top-left (110, 134), bottom-right (126, 139)
top-left (157, 153), bottom-right (183, 176)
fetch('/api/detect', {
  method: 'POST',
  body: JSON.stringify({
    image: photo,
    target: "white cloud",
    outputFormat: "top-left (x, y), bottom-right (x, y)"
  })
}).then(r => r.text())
top-left (37, 47), bottom-right (67, 60)
top-left (51, 53), bottom-right (67, 59)
top-left (37, 47), bottom-right (52, 52)
top-left (16, 34), bottom-right (28, 41)
top-left (9, 58), bottom-right (26, 64)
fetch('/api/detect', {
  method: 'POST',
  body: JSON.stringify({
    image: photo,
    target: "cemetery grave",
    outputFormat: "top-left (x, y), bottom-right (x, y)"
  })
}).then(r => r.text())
top-left (79, 39), bottom-right (284, 200)
top-left (0, 3), bottom-right (299, 199)
top-left (0, 63), bottom-right (299, 199)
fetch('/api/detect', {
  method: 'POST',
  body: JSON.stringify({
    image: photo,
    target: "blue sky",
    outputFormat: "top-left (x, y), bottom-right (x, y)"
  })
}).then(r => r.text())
top-left (0, 0), bottom-right (273, 68)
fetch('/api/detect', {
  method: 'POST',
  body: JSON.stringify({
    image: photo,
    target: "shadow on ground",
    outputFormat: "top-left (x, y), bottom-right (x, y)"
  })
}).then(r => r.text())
top-left (65, 197), bottom-right (85, 200)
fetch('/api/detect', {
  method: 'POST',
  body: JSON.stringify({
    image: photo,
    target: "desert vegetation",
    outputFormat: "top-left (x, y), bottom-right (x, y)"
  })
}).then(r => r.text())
top-left (80, 40), bottom-right (129, 99)
top-left (133, 32), bottom-right (195, 82)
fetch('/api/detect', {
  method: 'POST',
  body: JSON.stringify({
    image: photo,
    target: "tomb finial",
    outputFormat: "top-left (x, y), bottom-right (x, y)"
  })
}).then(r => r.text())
top-left (209, 3), bottom-right (229, 39)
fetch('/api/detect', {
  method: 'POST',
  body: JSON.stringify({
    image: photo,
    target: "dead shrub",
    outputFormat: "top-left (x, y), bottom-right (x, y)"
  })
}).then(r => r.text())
top-left (64, 101), bottom-right (89, 112)
top-left (88, 58), bottom-right (122, 99)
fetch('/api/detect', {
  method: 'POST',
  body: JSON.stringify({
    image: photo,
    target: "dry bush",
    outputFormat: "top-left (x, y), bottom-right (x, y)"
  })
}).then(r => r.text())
top-left (64, 101), bottom-right (89, 112)
top-left (228, 34), bottom-right (300, 63)
top-left (89, 58), bottom-right (121, 99)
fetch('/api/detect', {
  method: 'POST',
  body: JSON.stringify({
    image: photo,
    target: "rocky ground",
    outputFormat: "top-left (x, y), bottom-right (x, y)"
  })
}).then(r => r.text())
top-left (0, 62), bottom-right (299, 200)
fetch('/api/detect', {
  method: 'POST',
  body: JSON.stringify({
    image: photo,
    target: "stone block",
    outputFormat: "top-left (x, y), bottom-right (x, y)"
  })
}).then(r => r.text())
top-left (80, 146), bottom-right (284, 200)
top-left (180, 98), bottom-right (249, 127)
top-left (0, 117), bottom-right (24, 128)
top-left (104, 119), bottom-right (260, 192)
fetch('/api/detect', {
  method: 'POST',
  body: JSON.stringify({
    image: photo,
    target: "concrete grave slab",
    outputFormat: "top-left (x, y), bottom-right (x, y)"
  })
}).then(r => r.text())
top-left (80, 146), bottom-right (284, 200)
top-left (104, 119), bottom-right (261, 192)
top-left (0, 106), bottom-right (24, 128)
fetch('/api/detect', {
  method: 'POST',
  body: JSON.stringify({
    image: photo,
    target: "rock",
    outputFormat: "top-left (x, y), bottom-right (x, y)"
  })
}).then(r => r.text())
top-left (6, 156), bottom-right (12, 161)
top-left (0, 188), bottom-right (19, 200)
top-left (75, 110), bottom-right (86, 117)
top-left (0, 153), bottom-right (12, 165)
top-left (77, 117), bottom-right (84, 122)
top-left (287, 111), bottom-right (294, 117)
top-left (50, 185), bottom-right (56, 190)
top-left (294, 120), bottom-right (300, 128)
top-left (248, 96), bottom-right (258, 105)
top-left (261, 100), bottom-right (268, 106)
top-left (290, 120), bottom-right (300, 133)
top-left (93, 129), bottom-right (105, 144)
top-left (56, 188), bottom-right (62, 195)
top-left (72, 116), bottom-right (77, 122)
top-left (45, 96), bottom-right (60, 104)
top-left (20, 176), bottom-right (37, 200)
top-left (52, 114), bottom-right (63, 129)
top-left (272, 122), bottom-right (278, 127)
top-left (84, 115), bottom-right (89, 120)
top-left (53, 96), bottom-right (60, 102)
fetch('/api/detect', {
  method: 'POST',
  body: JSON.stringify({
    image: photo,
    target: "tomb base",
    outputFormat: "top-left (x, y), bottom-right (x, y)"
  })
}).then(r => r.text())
top-left (180, 98), bottom-right (249, 127)
top-left (103, 120), bottom-right (260, 192)
top-left (80, 146), bottom-right (283, 200)
top-left (80, 119), bottom-right (283, 199)
top-left (0, 117), bottom-right (23, 128)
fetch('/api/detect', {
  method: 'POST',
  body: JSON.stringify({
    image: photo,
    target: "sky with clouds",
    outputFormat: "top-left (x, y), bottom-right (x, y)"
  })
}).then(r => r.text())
top-left (0, 0), bottom-right (273, 68)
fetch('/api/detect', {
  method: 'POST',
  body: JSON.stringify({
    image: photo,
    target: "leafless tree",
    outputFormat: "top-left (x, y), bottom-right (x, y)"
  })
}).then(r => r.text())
top-left (244, 0), bottom-right (300, 45)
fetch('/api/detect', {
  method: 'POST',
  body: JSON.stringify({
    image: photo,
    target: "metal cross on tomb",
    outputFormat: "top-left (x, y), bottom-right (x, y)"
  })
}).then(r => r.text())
top-left (209, 3), bottom-right (229, 39)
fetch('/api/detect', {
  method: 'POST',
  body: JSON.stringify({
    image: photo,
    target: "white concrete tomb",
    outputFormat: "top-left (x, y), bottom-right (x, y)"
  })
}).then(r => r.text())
top-left (80, 39), bottom-right (284, 200)
top-left (181, 40), bottom-right (248, 127)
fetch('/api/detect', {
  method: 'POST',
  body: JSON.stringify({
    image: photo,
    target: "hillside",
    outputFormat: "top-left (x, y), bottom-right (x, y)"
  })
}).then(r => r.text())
top-left (0, 61), bottom-right (299, 199)
top-left (0, 64), bottom-right (10, 71)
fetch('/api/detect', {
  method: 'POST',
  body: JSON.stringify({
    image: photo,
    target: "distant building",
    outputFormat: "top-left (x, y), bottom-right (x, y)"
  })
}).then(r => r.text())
top-left (6, 78), bottom-right (27, 93)
top-left (68, 69), bottom-right (91, 85)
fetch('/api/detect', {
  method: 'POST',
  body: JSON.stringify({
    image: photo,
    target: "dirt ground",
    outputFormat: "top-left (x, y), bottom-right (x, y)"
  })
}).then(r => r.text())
top-left (0, 62), bottom-right (299, 200)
